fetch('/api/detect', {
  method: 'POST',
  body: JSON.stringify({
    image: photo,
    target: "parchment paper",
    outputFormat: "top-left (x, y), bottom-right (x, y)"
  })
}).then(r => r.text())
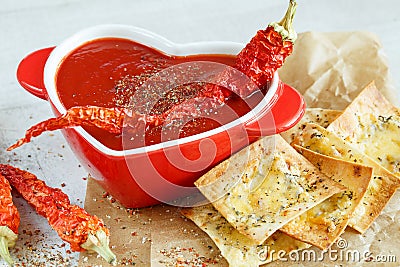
top-left (79, 32), bottom-right (400, 267)
top-left (279, 31), bottom-right (398, 108)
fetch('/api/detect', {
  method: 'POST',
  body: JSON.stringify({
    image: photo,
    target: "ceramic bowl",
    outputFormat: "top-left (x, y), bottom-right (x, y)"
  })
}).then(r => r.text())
top-left (16, 25), bottom-right (305, 207)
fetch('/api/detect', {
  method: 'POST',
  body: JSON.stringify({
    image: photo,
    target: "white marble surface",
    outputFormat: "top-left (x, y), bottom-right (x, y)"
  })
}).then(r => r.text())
top-left (0, 0), bottom-right (399, 266)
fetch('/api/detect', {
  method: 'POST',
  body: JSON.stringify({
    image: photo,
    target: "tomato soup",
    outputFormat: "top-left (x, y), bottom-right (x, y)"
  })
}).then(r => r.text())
top-left (56, 38), bottom-right (267, 150)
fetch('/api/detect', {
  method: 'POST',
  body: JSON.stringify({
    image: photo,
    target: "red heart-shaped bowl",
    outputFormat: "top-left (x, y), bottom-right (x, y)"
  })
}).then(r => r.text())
top-left (16, 25), bottom-right (305, 208)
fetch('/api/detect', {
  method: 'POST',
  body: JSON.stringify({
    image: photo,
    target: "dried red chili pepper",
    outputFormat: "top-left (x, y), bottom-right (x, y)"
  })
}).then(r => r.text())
top-left (205, 0), bottom-right (297, 98)
top-left (0, 164), bottom-right (116, 265)
top-left (8, 0), bottom-right (297, 151)
top-left (0, 174), bottom-right (19, 266)
top-left (236, 0), bottom-right (297, 90)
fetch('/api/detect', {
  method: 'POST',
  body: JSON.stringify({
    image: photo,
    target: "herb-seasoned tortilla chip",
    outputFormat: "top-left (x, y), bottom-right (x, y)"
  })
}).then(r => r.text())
top-left (292, 123), bottom-right (400, 233)
top-left (327, 82), bottom-right (400, 177)
top-left (182, 204), bottom-right (311, 267)
top-left (195, 135), bottom-right (345, 244)
top-left (280, 148), bottom-right (372, 249)
top-left (193, 136), bottom-right (275, 204)
top-left (281, 108), bottom-right (342, 144)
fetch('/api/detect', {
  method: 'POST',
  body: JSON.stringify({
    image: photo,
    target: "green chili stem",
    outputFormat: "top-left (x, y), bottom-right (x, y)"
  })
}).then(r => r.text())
top-left (81, 230), bottom-right (117, 265)
top-left (269, 0), bottom-right (298, 42)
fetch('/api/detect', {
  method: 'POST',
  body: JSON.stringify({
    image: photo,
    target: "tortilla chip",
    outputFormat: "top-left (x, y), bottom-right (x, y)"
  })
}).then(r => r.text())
top-left (182, 204), bottom-right (311, 267)
top-left (281, 108), bottom-right (342, 144)
top-left (193, 136), bottom-right (276, 204)
top-left (280, 148), bottom-right (372, 249)
top-left (292, 123), bottom-right (400, 233)
top-left (327, 82), bottom-right (400, 177)
top-left (195, 135), bottom-right (345, 244)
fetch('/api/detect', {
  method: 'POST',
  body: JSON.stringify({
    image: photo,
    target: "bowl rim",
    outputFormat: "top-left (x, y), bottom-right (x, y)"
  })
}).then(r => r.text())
top-left (43, 24), bottom-right (279, 157)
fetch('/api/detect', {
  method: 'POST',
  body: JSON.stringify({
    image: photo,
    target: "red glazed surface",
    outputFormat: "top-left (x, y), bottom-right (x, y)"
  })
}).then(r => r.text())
top-left (16, 25), bottom-right (305, 208)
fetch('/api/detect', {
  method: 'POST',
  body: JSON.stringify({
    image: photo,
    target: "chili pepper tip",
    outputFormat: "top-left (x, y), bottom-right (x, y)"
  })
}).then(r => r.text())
top-left (7, 141), bottom-right (23, 151)
top-left (81, 230), bottom-right (117, 265)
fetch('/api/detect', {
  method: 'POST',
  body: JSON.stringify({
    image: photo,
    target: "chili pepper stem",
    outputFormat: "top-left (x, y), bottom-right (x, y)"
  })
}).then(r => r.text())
top-left (81, 230), bottom-right (117, 265)
top-left (269, 0), bottom-right (297, 42)
top-left (0, 226), bottom-right (17, 266)
top-left (0, 237), bottom-right (13, 266)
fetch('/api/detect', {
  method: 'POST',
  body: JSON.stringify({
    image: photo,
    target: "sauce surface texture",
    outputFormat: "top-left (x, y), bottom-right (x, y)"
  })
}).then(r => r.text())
top-left (56, 38), bottom-right (265, 150)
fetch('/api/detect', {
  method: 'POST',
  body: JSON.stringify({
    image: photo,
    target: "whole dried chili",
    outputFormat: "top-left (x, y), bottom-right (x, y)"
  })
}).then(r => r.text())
top-left (235, 0), bottom-right (297, 90)
top-left (204, 0), bottom-right (297, 98)
top-left (0, 164), bottom-right (117, 265)
top-left (8, 0), bottom-right (297, 151)
top-left (0, 174), bottom-right (19, 266)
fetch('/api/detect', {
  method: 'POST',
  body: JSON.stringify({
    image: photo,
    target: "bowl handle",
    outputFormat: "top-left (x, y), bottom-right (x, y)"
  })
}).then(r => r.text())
top-left (245, 82), bottom-right (306, 136)
top-left (16, 47), bottom-right (55, 100)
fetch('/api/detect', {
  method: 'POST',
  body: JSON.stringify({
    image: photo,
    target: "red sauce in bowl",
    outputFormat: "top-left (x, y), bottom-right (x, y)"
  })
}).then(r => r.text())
top-left (56, 38), bottom-right (267, 150)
